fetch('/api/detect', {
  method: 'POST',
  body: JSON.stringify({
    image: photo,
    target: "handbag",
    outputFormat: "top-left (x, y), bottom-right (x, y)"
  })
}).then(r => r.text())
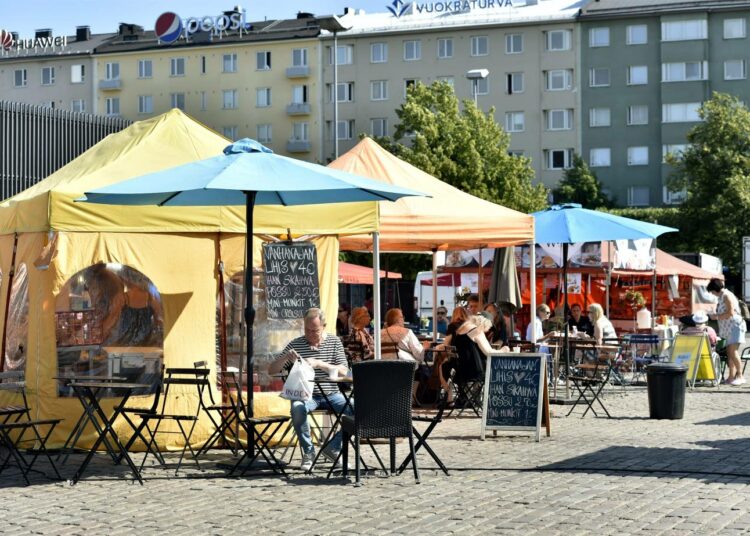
top-left (279, 358), bottom-right (315, 402)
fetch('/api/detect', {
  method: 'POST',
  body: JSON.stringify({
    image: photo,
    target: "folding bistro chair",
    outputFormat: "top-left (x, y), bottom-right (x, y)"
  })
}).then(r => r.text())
top-left (192, 361), bottom-right (242, 456)
top-left (116, 365), bottom-right (166, 466)
top-left (445, 342), bottom-right (485, 418)
top-left (567, 345), bottom-right (620, 418)
top-left (0, 371), bottom-right (62, 484)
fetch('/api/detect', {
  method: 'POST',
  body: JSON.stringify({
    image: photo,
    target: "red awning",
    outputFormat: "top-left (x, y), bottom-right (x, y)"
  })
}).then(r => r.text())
top-left (338, 261), bottom-right (402, 285)
top-left (420, 273), bottom-right (461, 286)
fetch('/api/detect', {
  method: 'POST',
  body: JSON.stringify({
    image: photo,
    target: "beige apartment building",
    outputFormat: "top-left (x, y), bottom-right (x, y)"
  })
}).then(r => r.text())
top-left (322, 1), bottom-right (581, 186)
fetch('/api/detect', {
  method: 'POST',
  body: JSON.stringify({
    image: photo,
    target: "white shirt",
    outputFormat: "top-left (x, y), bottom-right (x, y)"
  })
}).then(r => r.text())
top-left (526, 316), bottom-right (544, 342)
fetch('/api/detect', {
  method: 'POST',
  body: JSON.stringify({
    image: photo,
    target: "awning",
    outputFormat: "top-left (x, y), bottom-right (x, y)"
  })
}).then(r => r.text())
top-left (338, 261), bottom-right (402, 285)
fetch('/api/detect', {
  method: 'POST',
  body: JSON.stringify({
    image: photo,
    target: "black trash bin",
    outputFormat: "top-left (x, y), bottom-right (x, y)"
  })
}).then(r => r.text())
top-left (646, 362), bottom-right (688, 419)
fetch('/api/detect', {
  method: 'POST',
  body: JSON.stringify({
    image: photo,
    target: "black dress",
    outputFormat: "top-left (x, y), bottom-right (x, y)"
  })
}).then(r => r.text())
top-left (448, 327), bottom-right (484, 382)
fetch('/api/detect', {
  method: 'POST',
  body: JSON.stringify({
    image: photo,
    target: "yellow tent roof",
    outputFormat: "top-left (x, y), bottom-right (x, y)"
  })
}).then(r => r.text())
top-left (329, 137), bottom-right (534, 251)
top-left (0, 109), bottom-right (377, 235)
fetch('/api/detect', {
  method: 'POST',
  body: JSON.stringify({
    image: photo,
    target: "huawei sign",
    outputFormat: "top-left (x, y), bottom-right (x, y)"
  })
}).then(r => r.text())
top-left (0, 30), bottom-right (14, 50)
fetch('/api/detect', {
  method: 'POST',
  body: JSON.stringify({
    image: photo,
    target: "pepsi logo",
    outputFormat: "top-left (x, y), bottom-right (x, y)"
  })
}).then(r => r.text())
top-left (0, 29), bottom-right (14, 50)
top-left (155, 12), bottom-right (182, 44)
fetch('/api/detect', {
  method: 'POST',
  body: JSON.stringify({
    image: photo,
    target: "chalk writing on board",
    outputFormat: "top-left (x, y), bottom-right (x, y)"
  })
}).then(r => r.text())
top-left (263, 243), bottom-right (320, 319)
top-left (484, 355), bottom-right (542, 429)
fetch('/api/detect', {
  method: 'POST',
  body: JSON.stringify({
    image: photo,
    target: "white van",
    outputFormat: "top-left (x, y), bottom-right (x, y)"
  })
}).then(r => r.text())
top-left (412, 271), bottom-right (457, 321)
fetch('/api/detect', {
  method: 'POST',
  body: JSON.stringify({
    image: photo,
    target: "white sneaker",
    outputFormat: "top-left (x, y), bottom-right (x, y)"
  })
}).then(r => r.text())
top-left (729, 378), bottom-right (744, 386)
top-left (737, 377), bottom-right (747, 385)
top-left (300, 450), bottom-right (315, 471)
top-left (321, 446), bottom-right (342, 469)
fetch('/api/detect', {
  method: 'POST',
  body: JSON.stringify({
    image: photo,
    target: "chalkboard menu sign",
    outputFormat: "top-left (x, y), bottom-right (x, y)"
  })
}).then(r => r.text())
top-left (262, 242), bottom-right (320, 320)
top-left (481, 353), bottom-right (546, 441)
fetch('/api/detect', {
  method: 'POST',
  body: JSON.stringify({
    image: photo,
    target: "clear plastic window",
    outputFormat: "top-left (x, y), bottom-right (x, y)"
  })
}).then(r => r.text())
top-left (4, 264), bottom-right (26, 372)
top-left (55, 263), bottom-right (163, 397)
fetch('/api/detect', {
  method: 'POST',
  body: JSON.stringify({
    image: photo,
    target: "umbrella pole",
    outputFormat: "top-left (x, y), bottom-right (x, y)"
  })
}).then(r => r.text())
top-left (245, 191), bottom-right (257, 418)
top-left (563, 243), bottom-right (570, 383)
top-left (529, 242), bottom-right (536, 342)
top-left (432, 250), bottom-right (438, 343)
top-left (372, 232), bottom-right (381, 359)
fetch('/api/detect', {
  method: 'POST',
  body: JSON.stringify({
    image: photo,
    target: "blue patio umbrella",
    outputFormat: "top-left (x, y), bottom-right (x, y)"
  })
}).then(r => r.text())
top-left (81, 139), bottom-right (426, 415)
top-left (531, 204), bottom-right (678, 384)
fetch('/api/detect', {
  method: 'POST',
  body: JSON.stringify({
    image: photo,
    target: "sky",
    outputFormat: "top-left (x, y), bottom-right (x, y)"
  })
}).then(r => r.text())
top-left (1, 0), bottom-right (388, 37)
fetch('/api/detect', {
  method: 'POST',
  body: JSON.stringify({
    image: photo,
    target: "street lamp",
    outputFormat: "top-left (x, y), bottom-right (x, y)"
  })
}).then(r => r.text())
top-left (466, 68), bottom-right (489, 107)
top-left (318, 15), bottom-right (351, 160)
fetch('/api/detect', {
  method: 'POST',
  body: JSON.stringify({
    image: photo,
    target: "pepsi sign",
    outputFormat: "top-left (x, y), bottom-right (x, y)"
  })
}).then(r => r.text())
top-left (155, 12), bottom-right (183, 44)
top-left (155, 11), bottom-right (249, 44)
top-left (0, 29), bottom-right (13, 50)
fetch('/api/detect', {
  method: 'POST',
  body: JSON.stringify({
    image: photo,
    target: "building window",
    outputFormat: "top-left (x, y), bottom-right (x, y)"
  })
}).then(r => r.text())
top-left (471, 78), bottom-right (489, 96)
top-left (627, 146), bottom-right (649, 166)
top-left (222, 89), bottom-right (238, 109)
top-left (404, 40), bottom-right (421, 61)
top-left (71, 99), bottom-right (85, 113)
top-left (627, 105), bottom-right (649, 125)
top-left (627, 65), bottom-right (648, 85)
top-left (627, 186), bottom-right (650, 207)
top-left (105, 62), bottom-right (119, 80)
top-left (201, 56), bottom-right (207, 74)
top-left (590, 148), bottom-right (611, 167)
top-left (661, 61), bottom-right (708, 82)
top-left (725, 60), bottom-right (746, 80)
top-left (589, 27), bottom-right (610, 47)
top-left (336, 120), bottom-right (354, 140)
top-left (138, 95), bottom-right (153, 114)
top-left (505, 33), bottom-right (522, 54)
top-left (661, 20), bottom-right (707, 41)
top-left (222, 126), bottom-right (238, 140)
top-left (505, 111), bottom-right (524, 132)
top-left (330, 82), bottom-right (354, 102)
top-left (508, 150), bottom-right (525, 157)
top-left (589, 68), bottom-right (610, 87)
top-left (437, 76), bottom-right (454, 87)
top-left (546, 109), bottom-right (573, 131)
top-left (546, 30), bottom-right (571, 51)
top-left (545, 149), bottom-right (573, 169)
top-left (371, 80), bottom-right (388, 101)
top-left (291, 85), bottom-right (308, 104)
top-left (330, 45), bottom-right (353, 65)
top-left (170, 57), bottom-right (185, 76)
top-left (662, 102), bottom-right (701, 123)
top-left (71, 64), bottom-right (85, 83)
top-left (662, 144), bottom-right (688, 162)
top-left (105, 97), bottom-right (120, 116)
top-left (437, 38), bottom-right (453, 59)
top-left (724, 18), bottom-right (746, 39)
top-left (545, 69), bottom-right (572, 91)
top-left (170, 93), bottom-right (185, 110)
top-left (471, 35), bottom-right (488, 56)
top-left (370, 118), bottom-right (388, 137)
top-left (293, 121), bottom-right (309, 142)
top-left (627, 25), bottom-right (648, 45)
top-left (506, 72), bottom-right (524, 94)
top-left (14, 69), bottom-right (27, 87)
top-left (256, 51), bottom-right (271, 70)
top-left (292, 48), bottom-right (308, 67)
top-left (256, 88), bottom-right (271, 107)
top-left (257, 124), bottom-right (272, 143)
top-left (223, 53), bottom-right (238, 73)
top-left (200, 91), bottom-right (207, 111)
top-left (41, 67), bottom-right (55, 86)
top-left (589, 107), bottom-right (611, 127)
top-left (663, 186), bottom-right (687, 204)
top-left (404, 79), bottom-right (418, 98)
top-left (138, 59), bottom-right (152, 79)
top-left (371, 42), bottom-right (387, 63)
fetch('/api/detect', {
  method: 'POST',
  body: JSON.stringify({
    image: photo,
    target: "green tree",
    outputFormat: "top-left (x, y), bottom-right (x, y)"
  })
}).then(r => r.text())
top-left (375, 81), bottom-right (548, 213)
top-left (553, 153), bottom-right (613, 208)
top-left (667, 92), bottom-right (750, 276)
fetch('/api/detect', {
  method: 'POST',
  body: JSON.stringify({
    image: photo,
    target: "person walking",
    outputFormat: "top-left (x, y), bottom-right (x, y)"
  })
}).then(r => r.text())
top-left (707, 279), bottom-right (747, 385)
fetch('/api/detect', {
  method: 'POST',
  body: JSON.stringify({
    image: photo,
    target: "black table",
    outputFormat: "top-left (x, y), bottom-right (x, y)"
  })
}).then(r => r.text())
top-left (64, 380), bottom-right (150, 485)
top-left (308, 377), bottom-right (359, 474)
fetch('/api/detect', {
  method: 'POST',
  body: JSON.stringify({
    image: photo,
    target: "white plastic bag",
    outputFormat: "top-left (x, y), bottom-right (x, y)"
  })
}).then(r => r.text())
top-left (279, 358), bottom-right (315, 401)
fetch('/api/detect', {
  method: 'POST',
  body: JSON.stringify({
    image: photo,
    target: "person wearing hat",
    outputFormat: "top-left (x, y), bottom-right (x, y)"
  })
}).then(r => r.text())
top-left (680, 310), bottom-right (718, 348)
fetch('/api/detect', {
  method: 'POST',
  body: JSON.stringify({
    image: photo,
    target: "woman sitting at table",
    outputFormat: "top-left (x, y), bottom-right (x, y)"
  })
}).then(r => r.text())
top-left (346, 306), bottom-right (374, 361)
top-left (445, 306), bottom-right (468, 339)
top-left (381, 308), bottom-right (425, 363)
top-left (483, 302), bottom-right (509, 346)
top-left (588, 303), bottom-right (617, 345)
top-left (525, 304), bottom-right (558, 343)
top-left (680, 311), bottom-right (718, 348)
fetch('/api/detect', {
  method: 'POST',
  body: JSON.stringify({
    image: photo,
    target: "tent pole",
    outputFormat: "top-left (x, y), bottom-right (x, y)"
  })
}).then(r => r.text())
top-left (432, 250), bottom-right (438, 343)
top-left (373, 232), bottom-right (381, 359)
top-left (0, 232), bottom-right (18, 372)
top-left (529, 242), bottom-right (536, 343)
top-left (245, 191), bottom-right (257, 418)
top-left (606, 241), bottom-right (612, 318)
top-left (478, 248), bottom-right (483, 308)
top-left (651, 238), bottom-right (657, 328)
top-left (563, 243), bottom-right (570, 382)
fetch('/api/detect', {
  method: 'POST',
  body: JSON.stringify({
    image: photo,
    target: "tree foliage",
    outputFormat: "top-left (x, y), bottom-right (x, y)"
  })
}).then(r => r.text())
top-left (667, 92), bottom-right (750, 275)
top-left (553, 153), bottom-right (614, 208)
top-left (374, 81), bottom-right (548, 214)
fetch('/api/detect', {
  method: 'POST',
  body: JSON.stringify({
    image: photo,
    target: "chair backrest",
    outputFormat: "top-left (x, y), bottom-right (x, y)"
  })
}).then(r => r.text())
top-left (453, 332), bottom-right (485, 381)
top-left (380, 341), bottom-right (400, 361)
top-left (0, 370), bottom-right (27, 410)
top-left (160, 367), bottom-right (211, 415)
top-left (351, 360), bottom-right (413, 439)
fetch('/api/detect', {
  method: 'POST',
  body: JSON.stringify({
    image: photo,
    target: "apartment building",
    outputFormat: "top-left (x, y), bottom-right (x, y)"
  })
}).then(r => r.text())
top-left (92, 12), bottom-right (337, 160)
top-left (0, 27), bottom-right (114, 113)
top-left (579, 0), bottom-right (750, 206)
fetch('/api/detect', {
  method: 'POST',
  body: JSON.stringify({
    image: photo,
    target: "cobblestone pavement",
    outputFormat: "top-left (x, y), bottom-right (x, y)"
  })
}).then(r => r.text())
top-left (4, 383), bottom-right (750, 535)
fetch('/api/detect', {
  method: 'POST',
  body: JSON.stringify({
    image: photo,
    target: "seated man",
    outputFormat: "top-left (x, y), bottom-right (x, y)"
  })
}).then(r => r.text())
top-left (269, 308), bottom-right (351, 471)
top-left (426, 307), bottom-right (449, 336)
top-left (568, 303), bottom-right (594, 337)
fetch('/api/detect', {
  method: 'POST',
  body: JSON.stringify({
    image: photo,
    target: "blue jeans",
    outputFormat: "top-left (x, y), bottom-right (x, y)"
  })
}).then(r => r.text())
top-left (290, 393), bottom-right (353, 454)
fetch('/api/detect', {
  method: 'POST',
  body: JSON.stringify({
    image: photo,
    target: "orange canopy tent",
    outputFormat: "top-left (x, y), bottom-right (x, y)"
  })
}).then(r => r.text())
top-left (338, 261), bottom-right (402, 285)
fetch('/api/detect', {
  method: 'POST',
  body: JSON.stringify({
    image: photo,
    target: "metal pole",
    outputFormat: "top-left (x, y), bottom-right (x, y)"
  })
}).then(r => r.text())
top-left (563, 243), bottom-right (570, 380)
top-left (333, 31), bottom-right (339, 159)
top-left (373, 232), bottom-right (381, 359)
top-left (432, 250), bottom-right (438, 343)
top-left (529, 242), bottom-right (536, 343)
top-left (478, 248), bottom-right (483, 308)
top-left (606, 240), bottom-right (612, 317)
top-left (473, 79), bottom-right (478, 107)
top-left (244, 192), bottom-right (257, 417)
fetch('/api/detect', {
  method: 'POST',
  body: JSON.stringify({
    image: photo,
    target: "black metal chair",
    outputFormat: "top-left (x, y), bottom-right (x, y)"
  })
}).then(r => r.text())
top-left (192, 361), bottom-right (242, 456)
top-left (117, 364), bottom-right (166, 466)
top-left (444, 340), bottom-right (485, 418)
top-left (567, 345), bottom-right (620, 418)
top-left (341, 360), bottom-right (419, 485)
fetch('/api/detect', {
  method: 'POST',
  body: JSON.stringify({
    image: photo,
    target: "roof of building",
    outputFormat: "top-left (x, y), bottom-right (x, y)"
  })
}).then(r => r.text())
top-left (580, 0), bottom-right (750, 18)
top-left (0, 32), bottom-right (116, 62)
top-left (333, 0), bottom-right (584, 37)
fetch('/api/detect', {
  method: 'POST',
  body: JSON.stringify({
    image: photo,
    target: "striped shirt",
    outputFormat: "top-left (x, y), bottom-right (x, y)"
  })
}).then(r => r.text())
top-left (281, 334), bottom-right (347, 396)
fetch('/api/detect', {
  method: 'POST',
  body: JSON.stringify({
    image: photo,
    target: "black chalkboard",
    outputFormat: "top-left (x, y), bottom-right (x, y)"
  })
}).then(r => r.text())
top-left (481, 353), bottom-right (545, 441)
top-left (262, 242), bottom-right (320, 320)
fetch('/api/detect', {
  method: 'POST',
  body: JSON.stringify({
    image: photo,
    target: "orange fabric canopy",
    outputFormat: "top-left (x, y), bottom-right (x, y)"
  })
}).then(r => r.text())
top-left (329, 138), bottom-right (534, 251)
top-left (615, 249), bottom-right (722, 280)
top-left (338, 261), bottom-right (402, 285)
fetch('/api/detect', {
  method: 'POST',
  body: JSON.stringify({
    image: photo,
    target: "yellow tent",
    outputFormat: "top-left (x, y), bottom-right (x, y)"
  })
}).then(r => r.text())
top-left (0, 109), bottom-right (378, 449)
top-left (330, 137), bottom-right (534, 251)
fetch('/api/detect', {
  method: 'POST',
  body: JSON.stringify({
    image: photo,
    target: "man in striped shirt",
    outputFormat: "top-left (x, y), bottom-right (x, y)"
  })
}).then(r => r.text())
top-left (269, 308), bottom-right (351, 471)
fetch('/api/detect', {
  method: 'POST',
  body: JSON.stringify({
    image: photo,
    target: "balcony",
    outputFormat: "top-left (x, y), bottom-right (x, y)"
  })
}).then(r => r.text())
top-left (286, 102), bottom-right (310, 116)
top-left (286, 66), bottom-right (310, 78)
top-left (98, 79), bottom-right (122, 91)
top-left (286, 139), bottom-right (311, 153)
